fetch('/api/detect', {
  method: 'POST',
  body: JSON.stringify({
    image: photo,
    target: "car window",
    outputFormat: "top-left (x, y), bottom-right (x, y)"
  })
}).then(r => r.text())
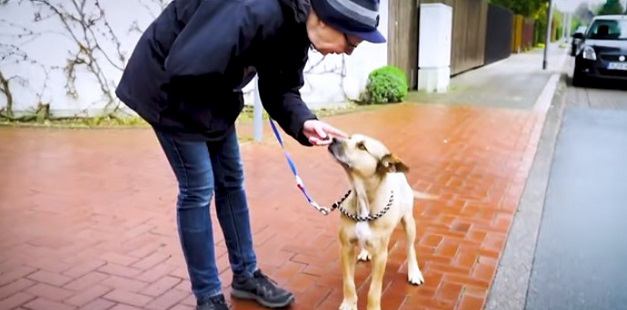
top-left (587, 19), bottom-right (627, 40)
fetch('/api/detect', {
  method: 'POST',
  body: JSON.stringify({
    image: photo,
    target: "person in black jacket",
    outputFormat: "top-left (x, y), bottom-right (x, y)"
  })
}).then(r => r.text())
top-left (116, 0), bottom-right (384, 309)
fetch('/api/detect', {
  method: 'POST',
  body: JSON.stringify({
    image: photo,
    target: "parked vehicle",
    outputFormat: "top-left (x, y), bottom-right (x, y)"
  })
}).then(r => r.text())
top-left (570, 26), bottom-right (587, 56)
top-left (573, 15), bottom-right (627, 86)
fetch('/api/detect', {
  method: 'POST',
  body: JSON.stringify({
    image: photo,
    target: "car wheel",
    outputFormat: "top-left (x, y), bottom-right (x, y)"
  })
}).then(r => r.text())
top-left (572, 65), bottom-right (587, 87)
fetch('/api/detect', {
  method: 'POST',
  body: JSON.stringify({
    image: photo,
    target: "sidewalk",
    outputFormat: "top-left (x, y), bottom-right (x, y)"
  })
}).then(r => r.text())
top-left (0, 46), bottom-right (565, 310)
top-left (407, 44), bottom-right (566, 110)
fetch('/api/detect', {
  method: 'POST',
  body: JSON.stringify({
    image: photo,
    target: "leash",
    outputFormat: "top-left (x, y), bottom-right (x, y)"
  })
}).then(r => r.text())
top-left (269, 119), bottom-right (350, 215)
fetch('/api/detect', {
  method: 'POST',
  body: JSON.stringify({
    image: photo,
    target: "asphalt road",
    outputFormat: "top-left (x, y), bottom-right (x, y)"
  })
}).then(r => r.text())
top-left (563, 57), bottom-right (627, 109)
top-left (526, 56), bottom-right (627, 310)
top-left (486, 51), bottom-right (627, 310)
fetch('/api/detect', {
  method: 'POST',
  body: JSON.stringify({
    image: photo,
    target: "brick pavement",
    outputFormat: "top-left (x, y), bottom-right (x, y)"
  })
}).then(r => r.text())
top-left (0, 103), bottom-right (544, 309)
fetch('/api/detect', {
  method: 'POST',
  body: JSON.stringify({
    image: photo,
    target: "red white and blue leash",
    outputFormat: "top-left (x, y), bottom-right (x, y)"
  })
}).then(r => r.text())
top-left (269, 119), bottom-right (353, 215)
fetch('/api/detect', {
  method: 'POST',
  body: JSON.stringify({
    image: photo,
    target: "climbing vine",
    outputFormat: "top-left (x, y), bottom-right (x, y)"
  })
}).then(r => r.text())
top-left (0, 0), bottom-right (163, 120)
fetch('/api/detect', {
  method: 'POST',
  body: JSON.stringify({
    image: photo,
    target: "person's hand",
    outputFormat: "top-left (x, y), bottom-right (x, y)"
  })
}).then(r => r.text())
top-left (302, 120), bottom-right (347, 146)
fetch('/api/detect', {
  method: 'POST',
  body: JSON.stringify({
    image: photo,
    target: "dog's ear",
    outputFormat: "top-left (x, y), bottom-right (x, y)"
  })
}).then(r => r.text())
top-left (378, 154), bottom-right (409, 174)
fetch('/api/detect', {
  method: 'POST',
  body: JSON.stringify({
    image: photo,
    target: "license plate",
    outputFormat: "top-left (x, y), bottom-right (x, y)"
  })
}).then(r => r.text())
top-left (608, 62), bottom-right (627, 70)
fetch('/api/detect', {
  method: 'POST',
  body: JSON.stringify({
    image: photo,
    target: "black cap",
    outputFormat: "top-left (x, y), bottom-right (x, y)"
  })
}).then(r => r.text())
top-left (310, 0), bottom-right (386, 43)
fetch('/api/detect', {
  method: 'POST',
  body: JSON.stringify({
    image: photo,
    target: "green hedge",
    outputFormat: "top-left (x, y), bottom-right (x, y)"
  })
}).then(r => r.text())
top-left (361, 66), bottom-right (408, 104)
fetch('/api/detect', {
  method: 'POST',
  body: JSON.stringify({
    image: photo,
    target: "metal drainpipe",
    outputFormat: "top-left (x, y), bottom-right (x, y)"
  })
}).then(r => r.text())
top-left (543, 0), bottom-right (554, 70)
top-left (253, 76), bottom-right (263, 142)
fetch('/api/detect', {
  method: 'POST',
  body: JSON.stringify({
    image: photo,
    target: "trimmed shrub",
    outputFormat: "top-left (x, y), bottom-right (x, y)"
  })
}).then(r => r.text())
top-left (361, 66), bottom-right (408, 104)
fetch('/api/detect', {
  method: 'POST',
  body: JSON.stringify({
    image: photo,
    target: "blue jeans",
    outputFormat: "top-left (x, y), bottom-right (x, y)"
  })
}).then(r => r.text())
top-left (154, 128), bottom-right (257, 301)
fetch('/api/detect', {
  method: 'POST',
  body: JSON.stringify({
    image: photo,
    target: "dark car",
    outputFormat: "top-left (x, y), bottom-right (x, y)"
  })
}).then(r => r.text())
top-left (570, 26), bottom-right (587, 56)
top-left (573, 15), bottom-right (627, 87)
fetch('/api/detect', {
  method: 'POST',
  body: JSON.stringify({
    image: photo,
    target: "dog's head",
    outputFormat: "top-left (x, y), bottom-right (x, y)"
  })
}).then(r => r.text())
top-left (328, 134), bottom-right (409, 178)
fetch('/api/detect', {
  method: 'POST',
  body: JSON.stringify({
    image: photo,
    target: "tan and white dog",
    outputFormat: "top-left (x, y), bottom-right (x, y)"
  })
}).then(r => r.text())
top-left (328, 134), bottom-right (432, 310)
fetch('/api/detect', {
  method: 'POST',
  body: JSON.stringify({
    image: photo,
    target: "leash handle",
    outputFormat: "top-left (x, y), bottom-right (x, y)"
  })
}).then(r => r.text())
top-left (269, 119), bottom-right (331, 215)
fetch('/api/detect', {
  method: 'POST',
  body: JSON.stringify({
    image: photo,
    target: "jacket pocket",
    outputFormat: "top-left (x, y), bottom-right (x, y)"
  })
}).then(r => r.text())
top-left (206, 91), bottom-right (244, 132)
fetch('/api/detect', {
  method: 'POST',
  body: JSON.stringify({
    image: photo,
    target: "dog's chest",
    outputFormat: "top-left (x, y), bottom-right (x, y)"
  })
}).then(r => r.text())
top-left (345, 196), bottom-right (401, 246)
top-left (354, 222), bottom-right (372, 245)
top-left (347, 217), bottom-right (397, 247)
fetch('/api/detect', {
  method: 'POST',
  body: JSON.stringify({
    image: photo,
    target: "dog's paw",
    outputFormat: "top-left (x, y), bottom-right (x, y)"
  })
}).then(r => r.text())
top-left (408, 266), bottom-right (424, 285)
top-left (339, 300), bottom-right (358, 310)
top-left (357, 248), bottom-right (371, 262)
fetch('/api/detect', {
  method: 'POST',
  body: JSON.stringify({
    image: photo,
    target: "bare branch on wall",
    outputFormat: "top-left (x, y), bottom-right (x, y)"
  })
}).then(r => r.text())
top-left (29, 0), bottom-right (124, 113)
top-left (0, 70), bottom-right (14, 118)
top-left (1, 0), bottom-right (357, 118)
top-left (304, 53), bottom-right (349, 100)
top-left (0, 42), bottom-right (51, 118)
top-left (136, 0), bottom-right (169, 19)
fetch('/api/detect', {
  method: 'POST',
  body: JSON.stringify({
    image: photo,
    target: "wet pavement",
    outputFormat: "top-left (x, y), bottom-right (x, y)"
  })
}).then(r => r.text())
top-left (526, 107), bottom-right (627, 310)
top-left (0, 102), bottom-right (545, 310)
top-left (0, 46), bottom-right (571, 310)
top-left (407, 47), bottom-right (566, 110)
top-left (524, 65), bottom-right (627, 309)
top-left (562, 56), bottom-right (627, 109)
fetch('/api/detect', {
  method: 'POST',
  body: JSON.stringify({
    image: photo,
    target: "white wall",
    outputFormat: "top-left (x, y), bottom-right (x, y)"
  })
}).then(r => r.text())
top-left (301, 0), bottom-right (389, 108)
top-left (0, 0), bottom-right (388, 117)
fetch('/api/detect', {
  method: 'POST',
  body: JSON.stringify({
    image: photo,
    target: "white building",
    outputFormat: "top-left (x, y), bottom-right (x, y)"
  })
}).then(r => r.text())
top-left (0, 0), bottom-right (389, 117)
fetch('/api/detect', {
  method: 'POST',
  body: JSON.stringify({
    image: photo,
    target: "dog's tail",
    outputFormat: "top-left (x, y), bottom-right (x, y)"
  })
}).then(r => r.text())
top-left (413, 190), bottom-right (438, 200)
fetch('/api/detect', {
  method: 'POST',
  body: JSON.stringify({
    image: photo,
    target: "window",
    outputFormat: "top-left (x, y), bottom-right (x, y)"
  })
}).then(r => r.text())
top-left (587, 19), bottom-right (627, 40)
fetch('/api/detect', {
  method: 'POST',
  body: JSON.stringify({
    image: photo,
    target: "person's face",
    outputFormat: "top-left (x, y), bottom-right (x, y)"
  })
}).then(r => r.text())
top-left (342, 33), bottom-right (361, 55)
top-left (307, 10), bottom-right (363, 55)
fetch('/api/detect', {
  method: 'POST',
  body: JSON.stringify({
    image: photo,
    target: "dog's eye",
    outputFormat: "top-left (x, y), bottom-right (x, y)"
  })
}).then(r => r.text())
top-left (356, 141), bottom-right (367, 151)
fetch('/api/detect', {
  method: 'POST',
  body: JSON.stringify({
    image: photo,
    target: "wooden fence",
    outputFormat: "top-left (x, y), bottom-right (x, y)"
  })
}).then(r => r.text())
top-left (484, 4), bottom-right (513, 65)
top-left (512, 15), bottom-right (536, 53)
top-left (420, 0), bottom-right (488, 75)
top-left (388, 0), bottom-right (419, 89)
top-left (386, 0), bottom-right (531, 87)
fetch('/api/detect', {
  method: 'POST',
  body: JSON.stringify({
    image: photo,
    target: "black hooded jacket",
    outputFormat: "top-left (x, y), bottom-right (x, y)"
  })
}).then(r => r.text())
top-left (115, 0), bottom-right (317, 145)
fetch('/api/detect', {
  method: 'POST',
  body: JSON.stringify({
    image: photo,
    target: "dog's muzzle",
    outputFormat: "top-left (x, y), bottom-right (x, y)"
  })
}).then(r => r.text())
top-left (328, 138), bottom-right (352, 168)
top-left (328, 138), bottom-right (342, 157)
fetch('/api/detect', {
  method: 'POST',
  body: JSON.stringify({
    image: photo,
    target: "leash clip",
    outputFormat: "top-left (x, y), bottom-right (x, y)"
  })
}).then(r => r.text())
top-left (310, 201), bottom-right (331, 216)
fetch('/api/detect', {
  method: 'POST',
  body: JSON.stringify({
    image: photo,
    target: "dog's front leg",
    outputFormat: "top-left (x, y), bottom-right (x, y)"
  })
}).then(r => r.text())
top-left (402, 213), bottom-right (424, 285)
top-left (366, 238), bottom-right (390, 310)
top-left (339, 234), bottom-right (358, 310)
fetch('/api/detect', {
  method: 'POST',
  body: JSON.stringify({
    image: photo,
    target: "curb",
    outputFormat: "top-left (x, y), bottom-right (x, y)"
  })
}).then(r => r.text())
top-left (485, 55), bottom-right (569, 309)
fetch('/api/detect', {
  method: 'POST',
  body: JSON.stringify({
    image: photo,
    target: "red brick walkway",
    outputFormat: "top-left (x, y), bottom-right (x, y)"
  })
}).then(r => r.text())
top-left (0, 103), bottom-right (544, 310)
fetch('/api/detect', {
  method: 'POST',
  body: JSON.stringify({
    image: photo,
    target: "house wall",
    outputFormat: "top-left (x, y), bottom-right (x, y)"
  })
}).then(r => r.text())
top-left (0, 0), bottom-right (389, 117)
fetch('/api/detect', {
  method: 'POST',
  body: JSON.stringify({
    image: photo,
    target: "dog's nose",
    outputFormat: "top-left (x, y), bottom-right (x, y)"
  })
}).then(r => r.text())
top-left (331, 137), bottom-right (344, 146)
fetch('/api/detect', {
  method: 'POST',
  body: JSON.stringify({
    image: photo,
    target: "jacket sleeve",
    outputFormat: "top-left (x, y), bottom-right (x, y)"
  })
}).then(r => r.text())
top-left (257, 57), bottom-right (317, 146)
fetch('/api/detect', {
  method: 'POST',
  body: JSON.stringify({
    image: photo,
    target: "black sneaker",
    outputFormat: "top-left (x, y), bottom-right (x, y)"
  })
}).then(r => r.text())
top-left (197, 294), bottom-right (229, 310)
top-left (231, 270), bottom-right (295, 308)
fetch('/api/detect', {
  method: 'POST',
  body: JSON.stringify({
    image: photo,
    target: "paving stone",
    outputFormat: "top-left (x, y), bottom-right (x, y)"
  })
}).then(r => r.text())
top-left (0, 102), bottom-right (542, 309)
